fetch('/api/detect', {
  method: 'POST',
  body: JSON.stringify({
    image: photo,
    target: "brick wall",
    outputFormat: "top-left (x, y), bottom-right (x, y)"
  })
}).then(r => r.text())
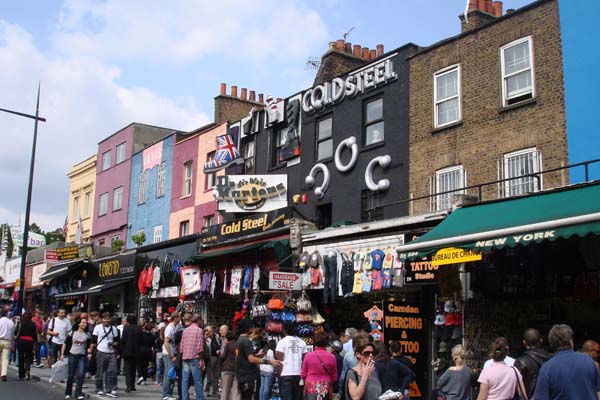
top-left (409, 0), bottom-right (567, 214)
top-left (313, 49), bottom-right (368, 86)
top-left (214, 95), bottom-right (263, 124)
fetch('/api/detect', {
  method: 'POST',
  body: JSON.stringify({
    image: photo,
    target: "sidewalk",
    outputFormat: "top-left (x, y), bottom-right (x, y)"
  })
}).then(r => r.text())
top-left (8, 363), bottom-right (219, 400)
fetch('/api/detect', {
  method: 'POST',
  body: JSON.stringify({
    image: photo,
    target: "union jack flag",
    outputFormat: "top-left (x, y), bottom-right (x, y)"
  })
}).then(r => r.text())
top-left (204, 133), bottom-right (243, 173)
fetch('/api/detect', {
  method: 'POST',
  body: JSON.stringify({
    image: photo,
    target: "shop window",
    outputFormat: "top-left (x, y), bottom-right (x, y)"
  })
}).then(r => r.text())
top-left (364, 97), bottom-right (384, 146)
top-left (316, 116), bottom-right (333, 161)
top-left (73, 196), bottom-right (80, 220)
top-left (98, 193), bottom-right (108, 216)
top-left (183, 161), bottom-right (193, 196)
top-left (153, 225), bottom-right (162, 244)
top-left (156, 162), bottom-right (166, 197)
top-left (203, 215), bottom-right (215, 228)
top-left (84, 192), bottom-right (91, 218)
top-left (316, 203), bottom-right (332, 230)
top-left (180, 220), bottom-right (190, 237)
top-left (101, 150), bottom-right (111, 171)
top-left (138, 170), bottom-right (147, 204)
top-left (205, 152), bottom-right (216, 190)
top-left (501, 36), bottom-right (535, 106)
top-left (434, 165), bottom-right (466, 211)
top-left (502, 148), bottom-right (542, 197)
top-left (112, 186), bottom-right (123, 211)
top-left (241, 139), bottom-right (255, 174)
top-left (434, 65), bottom-right (461, 127)
top-left (116, 142), bottom-right (126, 164)
top-left (271, 127), bottom-right (287, 168)
top-left (361, 190), bottom-right (383, 222)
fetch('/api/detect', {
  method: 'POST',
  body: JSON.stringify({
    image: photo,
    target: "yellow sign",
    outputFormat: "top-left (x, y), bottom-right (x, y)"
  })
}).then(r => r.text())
top-left (432, 247), bottom-right (481, 266)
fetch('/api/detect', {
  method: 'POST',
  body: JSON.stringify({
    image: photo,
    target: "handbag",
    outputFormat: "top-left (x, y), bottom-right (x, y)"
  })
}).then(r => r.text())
top-left (266, 321), bottom-right (283, 334)
top-left (251, 304), bottom-right (268, 318)
top-left (282, 310), bottom-right (296, 323)
top-left (511, 366), bottom-right (529, 400)
top-left (296, 293), bottom-right (312, 312)
top-left (296, 312), bottom-right (313, 323)
top-left (268, 295), bottom-right (284, 311)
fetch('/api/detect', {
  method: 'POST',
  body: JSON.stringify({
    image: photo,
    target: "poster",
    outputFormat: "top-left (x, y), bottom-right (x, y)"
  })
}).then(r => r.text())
top-left (181, 266), bottom-right (201, 295)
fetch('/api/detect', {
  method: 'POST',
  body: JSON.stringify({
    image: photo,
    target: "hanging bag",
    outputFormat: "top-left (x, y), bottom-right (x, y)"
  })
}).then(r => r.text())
top-left (250, 292), bottom-right (269, 318)
top-left (296, 292), bottom-right (312, 312)
top-left (511, 366), bottom-right (529, 400)
top-left (268, 294), bottom-right (284, 311)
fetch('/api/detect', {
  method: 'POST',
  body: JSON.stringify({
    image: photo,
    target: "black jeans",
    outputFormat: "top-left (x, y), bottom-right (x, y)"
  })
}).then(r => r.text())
top-left (280, 375), bottom-right (301, 400)
top-left (124, 356), bottom-right (137, 390)
top-left (137, 351), bottom-right (151, 381)
top-left (323, 255), bottom-right (338, 304)
top-left (17, 339), bottom-right (34, 378)
top-left (239, 378), bottom-right (257, 400)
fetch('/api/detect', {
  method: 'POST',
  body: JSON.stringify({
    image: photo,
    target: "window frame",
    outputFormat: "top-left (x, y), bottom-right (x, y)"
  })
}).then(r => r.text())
top-left (435, 165), bottom-right (466, 211)
top-left (360, 189), bottom-right (384, 223)
top-left (153, 225), bottom-right (162, 244)
top-left (271, 126), bottom-right (287, 168)
top-left (183, 161), bottom-right (193, 197)
top-left (502, 147), bottom-right (542, 197)
top-left (433, 64), bottom-right (462, 128)
top-left (138, 170), bottom-right (147, 204)
top-left (364, 96), bottom-right (385, 146)
top-left (205, 152), bottom-right (216, 191)
top-left (203, 215), bottom-right (215, 228)
top-left (115, 142), bottom-right (126, 164)
top-left (73, 196), bottom-right (80, 220)
top-left (84, 191), bottom-right (91, 218)
top-left (98, 192), bottom-right (109, 216)
top-left (316, 115), bottom-right (333, 161)
top-left (500, 36), bottom-right (535, 106)
top-left (156, 162), bottom-right (166, 198)
top-left (112, 186), bottom-right (124, 211)
top-left (110, 235), bottom-right (120, 244)
top-left (101, 150), bottom-right (111, 171)
top-left (179, 220), bottom-right (190, 237)
top-left (241, 139), bottom-right (255, 175)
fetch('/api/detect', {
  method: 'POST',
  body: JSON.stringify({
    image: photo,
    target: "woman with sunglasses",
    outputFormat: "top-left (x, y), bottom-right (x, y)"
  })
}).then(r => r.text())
top-left (346, 342), bottom-right (382, 400)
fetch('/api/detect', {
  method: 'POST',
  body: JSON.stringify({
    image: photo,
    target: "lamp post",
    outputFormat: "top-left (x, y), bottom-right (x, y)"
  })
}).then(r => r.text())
top-left (0, 84), bottom-right (46, 315)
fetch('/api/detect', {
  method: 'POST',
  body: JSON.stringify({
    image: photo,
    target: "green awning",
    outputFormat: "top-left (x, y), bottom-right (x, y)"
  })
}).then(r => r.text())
top-left (397, 182), bottom-right (600, 262)
top-left (189, 239), bottom-right (290, 263)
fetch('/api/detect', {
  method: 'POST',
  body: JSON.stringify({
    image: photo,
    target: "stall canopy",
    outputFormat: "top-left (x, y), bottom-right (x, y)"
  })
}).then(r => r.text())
top-left (38, 258), bottom-right (87, 281)
top-left (189, 239), bottom-right (290, 264)
top-left (397, 182), bottom-right (600, 261)
top-left (53, 277), bottom-right (130, 299)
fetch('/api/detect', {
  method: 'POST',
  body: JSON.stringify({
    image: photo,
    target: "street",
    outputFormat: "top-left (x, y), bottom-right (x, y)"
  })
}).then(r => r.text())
top-left (2, 379), bottom-right (64, 400)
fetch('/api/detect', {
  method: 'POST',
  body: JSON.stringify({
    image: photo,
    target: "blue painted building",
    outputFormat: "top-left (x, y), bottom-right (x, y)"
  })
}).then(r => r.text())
top-left (127, 134), bottom-right (174, 248)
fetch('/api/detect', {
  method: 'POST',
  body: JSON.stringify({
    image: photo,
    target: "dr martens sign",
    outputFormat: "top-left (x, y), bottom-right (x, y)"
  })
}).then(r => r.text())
top-left (302, 56), bottom-right (397, 114)
top-left (214, 175), bottom-right (287, 213)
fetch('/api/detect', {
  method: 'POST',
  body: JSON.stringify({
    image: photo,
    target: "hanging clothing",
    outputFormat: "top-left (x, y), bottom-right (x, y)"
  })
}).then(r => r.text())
top-left (340, 253), bottom-right (355, 296)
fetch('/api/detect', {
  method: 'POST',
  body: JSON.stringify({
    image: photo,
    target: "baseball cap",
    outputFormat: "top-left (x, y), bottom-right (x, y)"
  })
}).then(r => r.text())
top-left (434, 312), bottom-right (446, 326)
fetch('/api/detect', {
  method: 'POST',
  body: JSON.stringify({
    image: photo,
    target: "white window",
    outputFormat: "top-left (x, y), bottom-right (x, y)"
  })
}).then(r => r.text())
top-left (435, 166), bottom-right (466, 211)
top-left (502, 148), bottom-right (542, 197)
top-left (434, 65), bottom-right (461, 127)
top-left (501, 36), bottom-right (534, 106)
top-left (183, 161), bottom-right (193, 196)
top-left (156, 162), bottom-right (166, 197)
top-left (73, 196), bottom-right (80, 219)
top-left (110, 235), bottom-right (120, 244)
top-left (116, 142), bottom-right (126, 164)
top-left (317, 117), bottom-right (333, 160)
top-left (365, 98), bottom-right (384, 146)
top-left (98, 193), bottom-right (108, 216)
top-left (203, 215), bottom-right (215, 228)
top-left (112, 186), bottom-right (123, 211)
top-left (153, 225), bottom-right (163, 244)
top-left (101, 151), bottom-right (111, 171)
top-left (179, 220), bottom-right (190, 237)
top-left (273, 128), bottom-right (287, 167)
top-left (84, 192), bottom-right (91, 218)
top-left (138, 170), bottom-right (147, 204)
top-left (242, 140), bottom-right (255, 174)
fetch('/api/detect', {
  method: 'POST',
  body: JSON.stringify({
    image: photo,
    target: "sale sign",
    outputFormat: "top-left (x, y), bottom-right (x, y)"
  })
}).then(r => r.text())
top-left (269, 272), bottom-right (301, 291)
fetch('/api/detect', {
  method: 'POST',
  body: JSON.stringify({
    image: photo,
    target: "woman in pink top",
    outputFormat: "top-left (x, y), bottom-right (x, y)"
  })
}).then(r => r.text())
top-left (477, 337), bottom-right (527, 400)
top-left (301, 332), bottom-right (339, 400)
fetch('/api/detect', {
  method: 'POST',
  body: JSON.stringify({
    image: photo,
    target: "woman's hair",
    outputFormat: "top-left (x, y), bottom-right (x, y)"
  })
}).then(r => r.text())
top-left (451, 344), bottom-right (466, 362)
top-left (314, 332), bottom-right (329, 348)
top-left (355, 341), bottom-right (375, 355)
top-left (21, 312), bottom-right (32, 324)
top-left (74, 318), bottom-right (87, 331)
top-left (489, 337), bottom-right (509, 362)
top-left (373, 342), bottom-right (390, 362)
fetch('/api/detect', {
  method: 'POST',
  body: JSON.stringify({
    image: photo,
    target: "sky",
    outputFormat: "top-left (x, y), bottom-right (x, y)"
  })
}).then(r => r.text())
top-left (0, 0), bottom-right (568, 232)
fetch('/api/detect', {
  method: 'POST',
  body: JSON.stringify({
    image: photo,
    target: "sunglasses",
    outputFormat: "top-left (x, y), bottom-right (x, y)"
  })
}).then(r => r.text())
top-left (362, 351), bottom-right (374, 357)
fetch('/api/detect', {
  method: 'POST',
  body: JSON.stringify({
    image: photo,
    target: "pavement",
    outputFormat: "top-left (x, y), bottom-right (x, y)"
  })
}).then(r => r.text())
top-left (7, 362), bottom-right (220, 400)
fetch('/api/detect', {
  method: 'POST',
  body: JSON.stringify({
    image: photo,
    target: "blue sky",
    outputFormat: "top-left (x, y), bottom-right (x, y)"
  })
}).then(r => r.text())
top-left (0, 0), bottom-right (589, 231)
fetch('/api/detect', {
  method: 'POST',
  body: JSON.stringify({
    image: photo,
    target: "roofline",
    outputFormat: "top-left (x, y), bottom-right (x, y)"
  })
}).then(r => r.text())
top-left (410, 0), bottom-right (554, 59)
top-left (136, 233), bottom-right (199, 253)
top-left (131, 131), bottom-right (179, 157)
top-left (97, 122), bottom-right (178, 145)
top-left (67, 154), bottom-right (97, 177)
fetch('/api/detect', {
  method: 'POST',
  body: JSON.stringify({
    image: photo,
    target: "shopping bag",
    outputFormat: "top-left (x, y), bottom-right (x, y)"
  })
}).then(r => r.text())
top-left (49, 358), bottom-right (69, 384)
top-left (167, 364), bottom-right (177, 380)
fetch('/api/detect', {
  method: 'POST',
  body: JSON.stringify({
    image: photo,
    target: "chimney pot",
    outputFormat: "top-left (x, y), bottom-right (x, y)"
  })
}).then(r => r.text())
top-left (506, 8), bottom-right (514, 14)
top-left (344, 42), bottom-right (352, 53)
top-left (361, 47), bottom-right (370, 59)
top-left (249, 90), bottom-right (256, 101)
top-left (329, 41), bottom-right (336, 50)
top-left (468, 0), bottom-right (478, 11)
top-left (231, 85), bottom-right (238, 97)
top-left (259, 93), bottom-right (264, 103)
top-left (241, 88), bottom-right (247, 100)
top-left (376, 44), bottom-right (384, 57)
top-left (353, 45), bottom-right (361, 57)
top-left (492, 1), bottom-right (503, 16)
top-left (369, 49), bottom-right (377, 60)
top-left (485, 0), bottom-right (493, 14)
top-left (336, 39), bottom-right (345, 50)
top-left (220, 83), bottom-right (226, 95)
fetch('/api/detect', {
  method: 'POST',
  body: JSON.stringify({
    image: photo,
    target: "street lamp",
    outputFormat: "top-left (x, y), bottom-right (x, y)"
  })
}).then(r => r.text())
top-left (0, 83), bottom-right (46, 316)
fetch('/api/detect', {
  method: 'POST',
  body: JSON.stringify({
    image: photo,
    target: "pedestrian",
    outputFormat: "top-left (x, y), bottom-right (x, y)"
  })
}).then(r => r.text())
top-left (374, 341), bottom-right (413, 395)
top-left (90, 311), bottom-right (120, 398)
top-left (180, 313), bottom-right (205, 400)
top-left (341, 328), bottom-right (357, 357)
top-left (137, 321), bottom-right (154, 386)
top-left (47, 308), bottom-right (71, 365)
top-left (14, 311), bottom-right (36, 380)
top-left (236, 319), bottom-right (282, 400)
top-left (204, 325), bottom-right (221, 395)
top-left (535, 324), bottom-right (600, 399)
top-left (301, 332), bottom-right (338, 400)
top-left (116, 316), bottom-right (127, 376)
top-left (120, 315), bottom-right (140, 393)
top-left (436, 345), bottom-right (472, 400)
top-left (329, 339), bottom-right (344, 393)
top-left (220, 331), bottom-right (239, 400)
top-left (482, 337), bottom-right (515, 369)
top-left (513, 328), bottom-right (553, 399)
top-left (476, 337), bottom-right (526, 400)
top-left (62, 317), bottom-right (91, 400)
top-left (87, 311), bottom-right (99, 378)
top-left (0, 308), bottom-right (14, 381)
top-left (580, 340), bottom-right (600, 369)
top-left (162, 311), bottom-right (181, 400)
top-left (154, 321), bottom-right (166, 385)
top-left (259, 340), bottom-right (276, 400)
top-left (32, 310), bottom-right (45, 368)
top-left (339, 330), bottom-right (368, 393)
top-left (346, 342), bottom-right (382, 400)
top-left (276, 323), bottom-right (307, 400)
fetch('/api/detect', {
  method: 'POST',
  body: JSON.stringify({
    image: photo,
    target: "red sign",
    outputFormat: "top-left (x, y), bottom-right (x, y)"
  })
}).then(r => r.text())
top-left (269, 272), bottom-right (301, 290)
top-left (45, 250), bottom-right (58, 262)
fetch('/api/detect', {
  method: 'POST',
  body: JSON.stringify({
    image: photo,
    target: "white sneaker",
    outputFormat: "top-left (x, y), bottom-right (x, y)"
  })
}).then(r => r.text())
top-left (77, 396), bottom-right (85, 400)
top-left (136, 377), bottom-right (144, 385)
top-left (97, 391), bottom-right (106, 396)
top-left (106, 391), bottom-right (118, 398)
top-left (65, 396), bottom-right (71, 399)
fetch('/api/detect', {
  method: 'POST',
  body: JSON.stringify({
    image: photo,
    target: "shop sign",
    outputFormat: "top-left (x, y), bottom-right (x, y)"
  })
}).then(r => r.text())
top-left (474, 230), bottom-right (556, 248)
top-left (31, 263), bottom-right (48, 286)
top-left (214, 175), bottom-right (287, 213)
top-left (431, 248), bottom-right (481, 266)
top-left (10, 226), bottom-right (46, 248)
top-left (405, 258), bottom-right (438, 284)
top-left (56, 246), bottom-right (80, 261)
top-left (302, 56), bottom-right (398, 114)
top-left (200, 209), bottom-right (290, 245)
top-left (143, 141), bottom-right (163, 171)
top-left (5, 258), bottom-right (21, 283)
top-left (45, 250), bottom-right (58, 262)
top-left (92, 252), bottom-right (136, 280)
top-left (384, 301), bottom-right (425, 398)
top-left (269, 272), bottom-right (301, 290)
top-left (153, 286), bottom-right (180, 299)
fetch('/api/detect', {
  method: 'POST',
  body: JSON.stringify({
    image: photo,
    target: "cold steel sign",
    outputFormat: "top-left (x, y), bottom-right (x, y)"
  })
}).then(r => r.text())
top-left (200, 210), bottom-right (290, 245)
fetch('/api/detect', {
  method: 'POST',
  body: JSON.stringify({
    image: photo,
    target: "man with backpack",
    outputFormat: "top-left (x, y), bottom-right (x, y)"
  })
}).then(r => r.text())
top-left (47, 308), bottom-right (71, 366)
top-left (90, 312), bottom-right (120, 398)
top-left (514, 328), bottom-right (553, 399)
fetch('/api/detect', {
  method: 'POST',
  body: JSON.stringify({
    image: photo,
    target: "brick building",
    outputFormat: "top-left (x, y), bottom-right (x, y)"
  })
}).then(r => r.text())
top-left (409, 0), bottom-right (568, 215)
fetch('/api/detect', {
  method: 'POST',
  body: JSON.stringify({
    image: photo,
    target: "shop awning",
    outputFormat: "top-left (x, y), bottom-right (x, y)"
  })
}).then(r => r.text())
top-left (397, 182), bottom-right (600, 262)
top-left (189, 239), bottom-right (290, 263)
top-left (39, 258), bottom-right (86, 281)
top-left (53, 278), bottom-right (130, 299)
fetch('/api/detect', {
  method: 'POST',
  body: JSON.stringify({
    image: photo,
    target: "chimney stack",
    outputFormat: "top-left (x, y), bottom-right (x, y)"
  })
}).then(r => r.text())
top-left (461, 0), bottom-right (498, 32)
top-left (336, 39), bottom-right (345, 51)
top-left (353, 45), bottom-right (361, 57)
top-left (231, 85), bottom-right (238, 98)
top-left (369, 49), bottom-right (376, 60)
top-left (362, 47), bottom-right (370, 59)
top-left (249, 90), bottom-right (256, 102)
top-left (376, 44), bottom-right (384, 57)
top-left (241, 88), bottom-right (247, 100)
top-left (259, 93), bottom-right (264, 103)
top-left (220, 83), bottom-right (226, 96)
top-left (344, 42), bottom-right (352, 54)
top-left (329, 41), bottom-right (336, 50)
top-left (492, 1), bottom-right (503, 16)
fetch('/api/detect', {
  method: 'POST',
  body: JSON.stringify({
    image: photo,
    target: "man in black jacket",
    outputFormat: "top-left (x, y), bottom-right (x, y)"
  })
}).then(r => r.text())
top-left (119, 315), bottom-right (141, 393)
top-left (514, 328), bottom-right (553, 399)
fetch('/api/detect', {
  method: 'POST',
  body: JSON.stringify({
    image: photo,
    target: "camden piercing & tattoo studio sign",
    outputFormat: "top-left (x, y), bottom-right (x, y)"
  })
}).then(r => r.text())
top-left (200, 210), bottom-right (291, 245)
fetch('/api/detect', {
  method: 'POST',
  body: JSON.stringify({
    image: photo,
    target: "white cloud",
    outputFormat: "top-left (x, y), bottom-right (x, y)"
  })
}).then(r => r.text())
top-left (0, 20), bottom-right (209, 232)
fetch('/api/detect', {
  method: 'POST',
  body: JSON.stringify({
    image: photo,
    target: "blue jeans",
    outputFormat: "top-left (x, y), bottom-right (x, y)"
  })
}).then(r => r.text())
top-left (66, 354), bottom-right (86, 397)
top-left (156, 352), bottom-right (164, 383)
top-left (280, 375), bottom-right (301, 400)
top-left (259, 371), bottom-right (274, 400)
top-left (162, 355), bottom-right (175, 397)
top-left (182, 358), bottom-right (204, 400)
